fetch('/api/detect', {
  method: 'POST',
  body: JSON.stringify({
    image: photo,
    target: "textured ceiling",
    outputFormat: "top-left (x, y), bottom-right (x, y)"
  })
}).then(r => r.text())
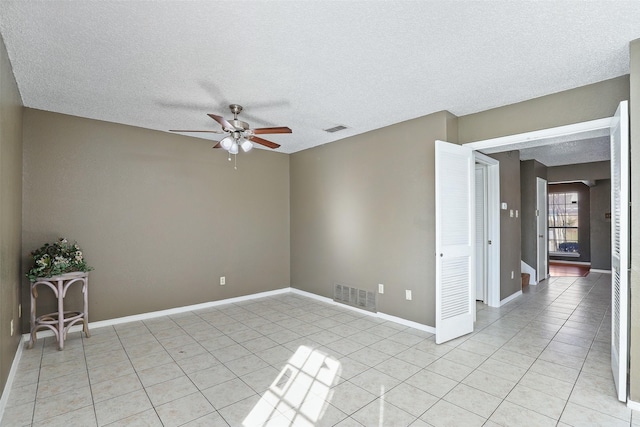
top-left (518, 136), bottom-right (611, 167)
top-left (1, 1), bottom-right (640, 154)
top-left (479, 126), bottom-right (612, 167)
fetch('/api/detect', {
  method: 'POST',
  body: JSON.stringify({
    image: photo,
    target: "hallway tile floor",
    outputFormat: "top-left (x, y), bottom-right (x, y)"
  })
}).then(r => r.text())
top-left (2, 272), bottom-right (638, 426)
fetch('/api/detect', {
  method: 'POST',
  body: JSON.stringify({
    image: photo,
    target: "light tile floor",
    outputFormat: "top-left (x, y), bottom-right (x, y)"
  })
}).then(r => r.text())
top-left (2, 272), bottom-right (639, 426)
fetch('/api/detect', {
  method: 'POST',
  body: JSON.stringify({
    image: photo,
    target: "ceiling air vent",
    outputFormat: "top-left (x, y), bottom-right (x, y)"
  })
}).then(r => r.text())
top-left (324, 125), bottom-right (348, 133)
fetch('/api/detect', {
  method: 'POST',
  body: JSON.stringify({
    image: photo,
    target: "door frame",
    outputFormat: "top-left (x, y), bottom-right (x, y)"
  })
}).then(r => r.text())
top-left (462, 112), bottom-right (628, 399)
top-left (474, 152), bottom-right (500, 307)
top-left (536, 177), bottom-right (548, 284)
top-left (464, 117), bottom-right (612, 303)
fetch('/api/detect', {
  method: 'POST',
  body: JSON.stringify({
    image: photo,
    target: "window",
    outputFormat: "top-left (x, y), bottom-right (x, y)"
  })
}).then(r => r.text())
top-left (548, 192), bottom-right (579, 256)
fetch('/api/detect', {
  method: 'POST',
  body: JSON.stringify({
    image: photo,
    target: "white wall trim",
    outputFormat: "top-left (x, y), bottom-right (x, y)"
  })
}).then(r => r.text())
top-left (23, 287), bottom-right (291, 341)
top-left (521, 260), bottom-right (537, 285)
top-left (0, 339), bottom-right (24, 423)
top-left (23, 286), bottom-right (435, 343)
top-left (627, 399), bottom-right (640, 411)
top-left (289, 287), bottom-right (334, 304)
top-left (289, 288), bottom-right (435, 332)
top-left (377, 312), bottom-right (436, 334)
top-left (474, 152), bottom-right (501, 308)
top-left (590, 269), bottom-right (612, 274)
top-left (464, 117), bottom-right (612, 152)
top-left (500, 290), bottom-right (522, 306)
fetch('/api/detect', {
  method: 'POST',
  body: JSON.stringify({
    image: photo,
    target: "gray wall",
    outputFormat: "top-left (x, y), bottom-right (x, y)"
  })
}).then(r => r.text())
top-left (547, 161), bottom-right (610, 182)
top-left (22, 109), bottom-right (291, 329)
top-left (489, 152), bottom-right (522, 299)
top-left (590, 179), bottom-right (611, 270)
top-left (459, 76), bottom-right (629, 143)
top-left (520, 160), bottom-right (547, 271)
top-left (0, 32), bottom-right (23, 396)
top-left (290, 111), bottom-right (456, 327)
top-left (548, 183), bottom-right (590, 263)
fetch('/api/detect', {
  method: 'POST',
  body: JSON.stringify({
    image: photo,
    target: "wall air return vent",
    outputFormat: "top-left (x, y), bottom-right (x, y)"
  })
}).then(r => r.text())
top-left (324, 125), bottom-right (348, 133)
top-left (334, 284), bottom-right (376, 312)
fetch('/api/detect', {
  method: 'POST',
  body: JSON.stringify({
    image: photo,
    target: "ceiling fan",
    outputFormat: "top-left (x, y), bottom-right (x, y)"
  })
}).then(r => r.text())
top-left (170, 104), bottom-right (291, 154)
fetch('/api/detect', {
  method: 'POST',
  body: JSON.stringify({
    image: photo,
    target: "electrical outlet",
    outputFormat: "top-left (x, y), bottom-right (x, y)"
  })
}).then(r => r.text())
top-left (10, 319), bottom-right (13, 337)
top-left (511, 271), bottom-right (514, 279)
top-left (406, 290), bottom-right (412, 300)
top-left (220, 276), bottom-right (226, 285)
top-left (510, 209), bottom-right (514, 218)
top-left (378, 284), bottom-right (384, 294)
top-left (515, 210), bottom-right (519, 218)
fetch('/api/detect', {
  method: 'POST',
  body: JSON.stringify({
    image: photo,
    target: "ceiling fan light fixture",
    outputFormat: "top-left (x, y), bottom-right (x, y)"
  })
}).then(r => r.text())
top-left (241, 140), bottom-right (253, 152)
top-left (171, 104), bottom-right (289, 164)
top-left (220, 136), bottom-right (233, 150)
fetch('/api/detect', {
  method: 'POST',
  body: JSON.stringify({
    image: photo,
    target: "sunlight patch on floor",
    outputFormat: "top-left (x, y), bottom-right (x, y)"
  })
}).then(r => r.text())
top-left (243, 345), bottom-right (341, 426)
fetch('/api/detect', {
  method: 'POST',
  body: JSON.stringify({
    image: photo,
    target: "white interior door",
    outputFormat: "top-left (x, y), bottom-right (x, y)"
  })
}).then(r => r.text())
top-left (536, 177), bottom-right (548, 283)
top-left (475, 165), bottom-right (487, 302)
top-left (611, 100), bottom-right (629, 403)
top-left (435, 140), bottom-right (474, 344)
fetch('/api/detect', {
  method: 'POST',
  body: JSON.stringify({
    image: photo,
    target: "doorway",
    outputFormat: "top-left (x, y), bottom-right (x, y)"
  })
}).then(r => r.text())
top-left (462, 103), bottom-right (628, 403)
top-left (474, 152), bottom-right (500, 307)
top-left (536, 177), bottom-right (548, 283)
top-left (465, 117), bottom-right (613, 305)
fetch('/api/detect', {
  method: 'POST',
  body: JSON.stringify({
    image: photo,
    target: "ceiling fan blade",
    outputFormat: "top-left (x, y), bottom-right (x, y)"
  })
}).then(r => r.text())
top-left (213, 142), bottom-right (221, 148)
top-left (250, 136), bottom-right (281, 149)
top-left (252, 127), bottom-right (292, 135)
top-left (169, 130), bottom-right (224, 133)
top-left (208, 114), bottom-right (236, 132)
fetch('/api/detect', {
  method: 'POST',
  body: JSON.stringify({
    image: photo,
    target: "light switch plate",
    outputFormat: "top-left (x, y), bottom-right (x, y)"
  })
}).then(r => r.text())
top-left (501, 202), bottom-right (508, 210)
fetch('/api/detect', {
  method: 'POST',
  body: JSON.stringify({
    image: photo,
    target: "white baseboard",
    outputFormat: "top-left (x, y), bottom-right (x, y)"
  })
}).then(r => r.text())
top-left (289, 288), bottom-right (435, 333)
top-left (0, 339), bottom-right (24, 423)
top-left (8, 284), bottom-right (436, 425)
top-left (23, 286), bottom-right (436, 342)
top-left (23, 287), bottom-right (291, 341)
top-left (627, 398), bottom-right (640, 411)
top-left (520, 260), bottom-right (536, 285)
top-left (500, 290), bottom-right (522, 306)
top-left (590, 269), bottom-right (612, 274)
top-left (377, 312), bottom-right (436, 334)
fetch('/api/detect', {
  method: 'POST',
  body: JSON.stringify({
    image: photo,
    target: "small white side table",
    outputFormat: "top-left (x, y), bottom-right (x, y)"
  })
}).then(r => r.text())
top-left (28, 272), bottom-right (90, 350)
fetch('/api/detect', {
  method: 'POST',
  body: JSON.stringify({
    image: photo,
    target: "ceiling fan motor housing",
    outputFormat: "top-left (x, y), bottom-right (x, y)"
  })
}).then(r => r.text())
top-left (230, 119), bottom-right (250, 132)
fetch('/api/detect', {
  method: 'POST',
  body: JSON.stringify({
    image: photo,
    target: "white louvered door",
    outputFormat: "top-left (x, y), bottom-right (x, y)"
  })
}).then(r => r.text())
top-left (611, 100), bottom-right (629, 402)
top-left (435, 140), bottom-right (474, 344)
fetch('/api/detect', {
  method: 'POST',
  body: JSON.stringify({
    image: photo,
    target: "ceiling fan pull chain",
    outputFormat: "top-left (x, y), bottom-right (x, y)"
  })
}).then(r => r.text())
top-left (234, 154), bottom-right (238, 170)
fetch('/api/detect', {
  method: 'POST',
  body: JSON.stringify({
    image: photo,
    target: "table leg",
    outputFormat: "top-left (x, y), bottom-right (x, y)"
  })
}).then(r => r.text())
top-left (28, 284), bottom-right (36, 349)
top-left (57, 280), bottom-right (64, 351)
